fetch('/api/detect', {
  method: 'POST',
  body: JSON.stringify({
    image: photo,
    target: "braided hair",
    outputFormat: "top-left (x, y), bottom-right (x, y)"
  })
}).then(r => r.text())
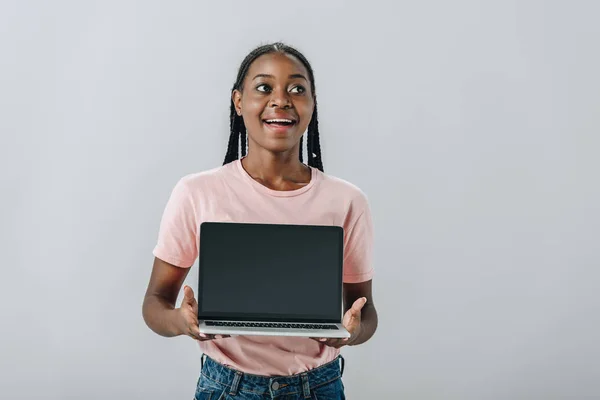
top-left (222, 43), bottom-right (324, 172)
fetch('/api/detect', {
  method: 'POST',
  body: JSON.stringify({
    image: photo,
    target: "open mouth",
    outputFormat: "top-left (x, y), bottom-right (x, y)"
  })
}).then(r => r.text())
top-left (262, 118), bottom-right (297, 127)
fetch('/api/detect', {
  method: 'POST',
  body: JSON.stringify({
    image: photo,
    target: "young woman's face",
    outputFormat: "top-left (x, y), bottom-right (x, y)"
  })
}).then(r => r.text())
top-left (233, 52), bottom-right (314, 156)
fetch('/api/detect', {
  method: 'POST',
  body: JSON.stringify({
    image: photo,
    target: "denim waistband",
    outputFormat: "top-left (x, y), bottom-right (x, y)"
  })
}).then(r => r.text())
top-left (200, 355), bottom-right (345, 398)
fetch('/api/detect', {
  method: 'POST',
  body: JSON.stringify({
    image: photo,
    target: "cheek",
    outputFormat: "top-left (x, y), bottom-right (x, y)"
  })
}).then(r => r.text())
top-left (242, 96), bottom-right (267, 116)
top-left (297, 100), bottom-right (314, 123)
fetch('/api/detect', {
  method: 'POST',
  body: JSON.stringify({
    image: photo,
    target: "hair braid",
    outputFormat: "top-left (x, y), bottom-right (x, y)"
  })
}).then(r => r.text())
top-left (307, 103), bottom-right (323, 171)
top-left (223, 43), bottom-right (324, 172)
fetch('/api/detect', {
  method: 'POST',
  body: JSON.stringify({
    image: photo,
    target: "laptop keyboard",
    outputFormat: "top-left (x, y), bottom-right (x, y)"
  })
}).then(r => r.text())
top-left (205, 321), bottom-right (339, 330)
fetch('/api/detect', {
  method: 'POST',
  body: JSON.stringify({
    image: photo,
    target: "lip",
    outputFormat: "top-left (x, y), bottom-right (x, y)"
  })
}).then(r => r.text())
top-left (261, 114), bottom-right (298, 135)
top-left (262, 120), bottom-right (297, 134)
top-left (262, 114), bottom-right (298, 123)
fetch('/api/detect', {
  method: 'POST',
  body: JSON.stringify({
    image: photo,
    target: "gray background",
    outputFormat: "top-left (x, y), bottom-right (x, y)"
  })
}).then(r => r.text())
top-left (1, 1), bottom-right (599, 399)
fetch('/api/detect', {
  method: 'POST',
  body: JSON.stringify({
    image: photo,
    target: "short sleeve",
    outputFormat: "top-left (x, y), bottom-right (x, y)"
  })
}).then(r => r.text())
top-left (342, 193), bottom-right (375, 283)
top-left (152, 178), bottom-right (199, 268)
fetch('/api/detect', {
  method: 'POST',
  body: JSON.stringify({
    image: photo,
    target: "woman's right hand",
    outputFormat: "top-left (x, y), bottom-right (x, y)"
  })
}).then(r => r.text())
top-left (176, 285), bottom-right (230, 341)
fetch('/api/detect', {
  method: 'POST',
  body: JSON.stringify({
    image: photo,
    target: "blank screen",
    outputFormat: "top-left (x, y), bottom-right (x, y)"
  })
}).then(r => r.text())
top-left (198, 223), bottom-right (343, 322)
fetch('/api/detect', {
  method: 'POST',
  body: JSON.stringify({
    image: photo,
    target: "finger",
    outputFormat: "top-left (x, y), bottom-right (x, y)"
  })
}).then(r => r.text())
top-left (194, 330), bottom-right (231, 341)
top-left (183, 285), bottom-right (197, 305)
top-left (351, 297), bottom-right (368, 314)
top-left (199, 332), bottom-right (217, 341)
top-left (314, 338), bottom-right (345, 349)
top-left (345, 301), bottom-right (366, 325)
top-left (324, 338), bottom-right (345, 349)
top-left (191, 322), bottom-right (214, 341)
top-left (214, 334), bottom-right (231, 340)
top-left (190, 326), bottom-right (205, 341)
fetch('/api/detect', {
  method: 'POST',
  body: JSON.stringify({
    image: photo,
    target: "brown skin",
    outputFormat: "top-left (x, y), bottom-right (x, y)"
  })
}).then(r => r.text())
top-left (233, 52), bottom-right (313, 190)
top-left (317, 280), bottom-right (378, 348)
top-left (142, 52), bottom-right (378, 348)
top-left (142, 257), bottom-right (228, 341)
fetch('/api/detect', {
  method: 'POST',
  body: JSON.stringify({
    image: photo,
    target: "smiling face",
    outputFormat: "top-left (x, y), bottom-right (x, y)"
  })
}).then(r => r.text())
top-left (232, 52), bottom-right (315, 156)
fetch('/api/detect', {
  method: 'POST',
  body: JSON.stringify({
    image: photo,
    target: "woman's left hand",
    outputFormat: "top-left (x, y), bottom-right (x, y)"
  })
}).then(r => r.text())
top-left (311, 297), bottom-right (367, 349)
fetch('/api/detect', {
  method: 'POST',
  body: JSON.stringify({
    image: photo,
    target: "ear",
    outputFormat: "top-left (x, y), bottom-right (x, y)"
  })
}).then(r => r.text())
top-left (232, 90), bottom-right (243, 116)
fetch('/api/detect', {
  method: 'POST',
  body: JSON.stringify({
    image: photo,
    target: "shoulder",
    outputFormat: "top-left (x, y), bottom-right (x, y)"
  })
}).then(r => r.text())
top-left (173, 162), bottom-right (237, 193)
top-left (316, 170), bottom-right (370, 209)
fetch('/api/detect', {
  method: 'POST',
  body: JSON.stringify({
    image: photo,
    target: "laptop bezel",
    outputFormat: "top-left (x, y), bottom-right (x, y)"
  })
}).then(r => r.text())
top-left (197, 222), bottom-right (344, 324)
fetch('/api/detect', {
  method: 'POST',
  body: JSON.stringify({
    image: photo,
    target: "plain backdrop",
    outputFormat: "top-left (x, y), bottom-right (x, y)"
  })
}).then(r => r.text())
top-left (1, 1), bottom-right (599, 399)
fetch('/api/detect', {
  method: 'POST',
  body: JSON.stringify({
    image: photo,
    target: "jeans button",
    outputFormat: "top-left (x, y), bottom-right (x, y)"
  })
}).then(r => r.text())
top-left (271, 381), bottom-right (280, 391)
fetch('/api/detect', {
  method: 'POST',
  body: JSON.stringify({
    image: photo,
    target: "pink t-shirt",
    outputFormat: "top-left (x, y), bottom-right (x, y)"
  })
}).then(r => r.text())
top-left (153, 158), bottom-right (374, 376)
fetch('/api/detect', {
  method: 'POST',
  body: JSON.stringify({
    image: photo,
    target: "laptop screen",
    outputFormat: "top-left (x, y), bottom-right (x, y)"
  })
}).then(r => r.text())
top-left (198, 222), bottom-right (344, 323)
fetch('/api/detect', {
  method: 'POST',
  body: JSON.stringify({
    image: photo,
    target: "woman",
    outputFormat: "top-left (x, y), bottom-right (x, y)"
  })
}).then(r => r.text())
top-left (143, 42), bottom-right (378, 399)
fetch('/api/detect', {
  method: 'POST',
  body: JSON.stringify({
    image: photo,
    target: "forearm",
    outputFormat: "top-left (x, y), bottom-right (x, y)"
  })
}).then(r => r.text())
top-left (142, 295), bottom-right (183, 337)
top-left (349, 303), bottom-right (378, 346)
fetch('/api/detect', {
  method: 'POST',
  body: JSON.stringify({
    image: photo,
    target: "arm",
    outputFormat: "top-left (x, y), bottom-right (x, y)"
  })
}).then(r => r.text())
top-left (344, 280), bottom-right (378, 346)
top-left (142, 257), bottom-right (194, 338)
top-left (313, 279), bottom-right (378, 348)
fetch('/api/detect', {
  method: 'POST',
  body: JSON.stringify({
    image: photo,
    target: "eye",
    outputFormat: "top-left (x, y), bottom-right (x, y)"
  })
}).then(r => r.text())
top-left (256, 84), bottom-right (272, 93)
top-left (289, 85), bottom-right (306, 94)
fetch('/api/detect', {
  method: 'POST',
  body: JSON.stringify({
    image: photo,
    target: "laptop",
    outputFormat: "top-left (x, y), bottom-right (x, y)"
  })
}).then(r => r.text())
top-left (197, 222), bottom-right (350, 338)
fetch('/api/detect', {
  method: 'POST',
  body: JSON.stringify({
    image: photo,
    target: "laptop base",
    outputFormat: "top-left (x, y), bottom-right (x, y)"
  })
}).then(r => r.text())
top-left (199, 321), bottom-right (351, 338)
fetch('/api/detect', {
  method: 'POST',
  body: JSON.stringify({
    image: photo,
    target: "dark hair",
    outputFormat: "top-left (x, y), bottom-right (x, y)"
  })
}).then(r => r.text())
top-left (222, 42), bottom-right (324, 172)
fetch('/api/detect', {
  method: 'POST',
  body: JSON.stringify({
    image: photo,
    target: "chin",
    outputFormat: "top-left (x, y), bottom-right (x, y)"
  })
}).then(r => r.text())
top-left (264, 144), bottom-right (298, 154)
top-left (255, 135), bottom-right (300, 153)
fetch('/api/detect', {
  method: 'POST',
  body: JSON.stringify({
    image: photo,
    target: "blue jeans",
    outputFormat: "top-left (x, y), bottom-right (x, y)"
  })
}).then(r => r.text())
top-left (194, 355), bottom-right (346, 399)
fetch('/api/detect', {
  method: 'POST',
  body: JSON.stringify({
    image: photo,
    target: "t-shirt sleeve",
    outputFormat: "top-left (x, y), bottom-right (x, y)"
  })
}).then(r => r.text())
top-left (342, 193), bottom-right (375, 283)
top-left (152, 178), bottom-right (199, 268)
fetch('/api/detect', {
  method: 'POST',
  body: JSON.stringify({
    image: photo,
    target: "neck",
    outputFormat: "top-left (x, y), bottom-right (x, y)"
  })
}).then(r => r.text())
top-left (241, 145), bottom-right (309, 184)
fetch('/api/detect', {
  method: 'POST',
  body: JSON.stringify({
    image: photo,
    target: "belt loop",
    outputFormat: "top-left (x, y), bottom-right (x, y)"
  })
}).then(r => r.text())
top-left (339, 355), bottom-right (345, 377)
top-left (301, 372), bottom-right (311, 399)
top-left (229, 371), bottom-right (243, 396)
top-left (201, 354), bottom-right (207, 370)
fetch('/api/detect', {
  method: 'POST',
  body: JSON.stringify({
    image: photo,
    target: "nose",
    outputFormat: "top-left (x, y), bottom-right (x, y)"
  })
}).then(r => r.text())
top-left (268, 87), bottom-right (292, 109)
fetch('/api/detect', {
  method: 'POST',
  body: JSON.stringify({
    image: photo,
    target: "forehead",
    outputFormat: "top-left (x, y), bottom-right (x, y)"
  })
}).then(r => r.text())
top-left (245, 52), bottom-right (309, 81)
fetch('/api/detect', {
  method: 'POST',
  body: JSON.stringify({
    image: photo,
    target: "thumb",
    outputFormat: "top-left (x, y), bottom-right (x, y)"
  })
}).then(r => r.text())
top-left (183, 285), bottom-right (196, 305)
top-left (351, 297), bottom-right (367, 314)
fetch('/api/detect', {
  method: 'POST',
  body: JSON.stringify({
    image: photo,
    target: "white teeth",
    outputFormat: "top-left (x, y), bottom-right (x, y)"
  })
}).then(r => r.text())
top-left (265, 119), bottom-right (293, 123)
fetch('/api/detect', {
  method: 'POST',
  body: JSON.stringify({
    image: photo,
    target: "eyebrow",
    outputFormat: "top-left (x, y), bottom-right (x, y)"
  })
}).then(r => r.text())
top-left (252, 73), bottom-right (308, 82)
